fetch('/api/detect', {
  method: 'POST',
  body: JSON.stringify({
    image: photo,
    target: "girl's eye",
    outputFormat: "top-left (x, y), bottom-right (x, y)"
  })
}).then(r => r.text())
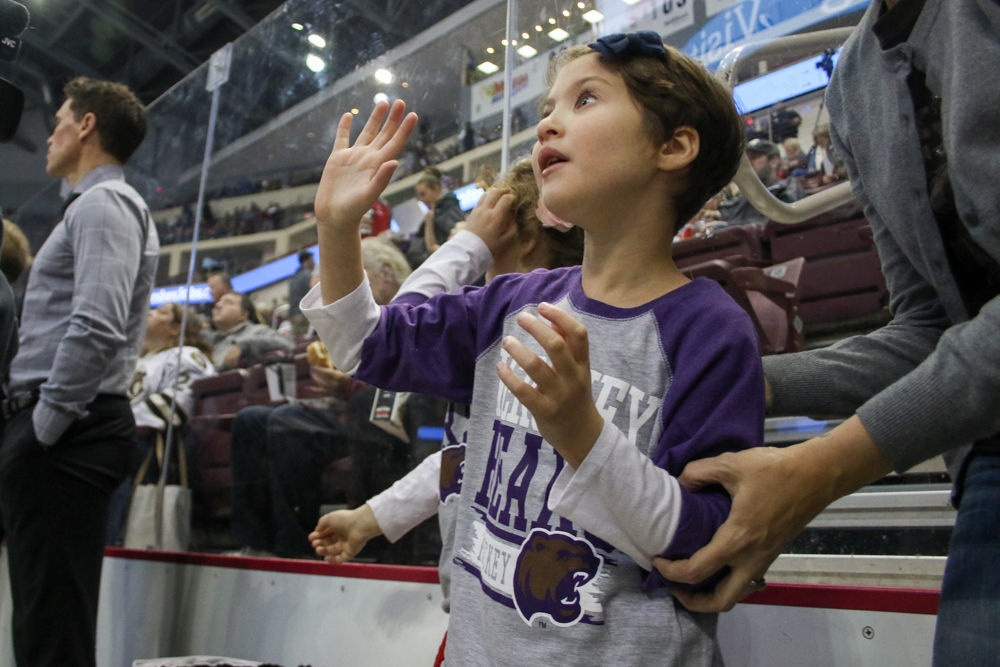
top-left (576, 92), bottom-right (597, 108)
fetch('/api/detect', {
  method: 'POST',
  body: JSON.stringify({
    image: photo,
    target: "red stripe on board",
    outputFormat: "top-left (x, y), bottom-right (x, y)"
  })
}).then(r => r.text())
top-left (743, 582), bottom-right (939, 615)
top-left (105, 549), bottom-right (939, 614)
top-left (104, 547), bottom-right (440, 584)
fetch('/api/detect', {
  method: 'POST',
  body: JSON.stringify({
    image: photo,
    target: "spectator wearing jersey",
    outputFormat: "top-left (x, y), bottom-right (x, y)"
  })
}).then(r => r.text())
top-left (207, 292), bottom-right (291, 370)
top-left (106, 303), bottom-right (216, 545)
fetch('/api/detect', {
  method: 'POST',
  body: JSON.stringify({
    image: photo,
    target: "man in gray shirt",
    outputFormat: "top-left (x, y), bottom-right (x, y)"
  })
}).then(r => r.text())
top-left (207, 291), bottom-right (292, 370)
top-left (287, 249), bottom-right (315, 335)
top-left (0, 78), bottom-right (157, 667)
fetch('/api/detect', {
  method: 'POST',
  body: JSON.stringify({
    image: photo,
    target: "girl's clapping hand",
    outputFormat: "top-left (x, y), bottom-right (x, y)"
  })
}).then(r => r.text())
top-left (496, 302), bottom-right (604, 469)
top-left (314, 100), bottom-right (418, 231)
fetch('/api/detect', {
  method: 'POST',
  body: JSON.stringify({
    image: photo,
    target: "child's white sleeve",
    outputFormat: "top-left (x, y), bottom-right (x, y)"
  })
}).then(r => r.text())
top-left (394, 230), bottom-right (493, 300)
top-left (366, 451), bottom-right (442, 543)
top-left (300, 275), bottom-right (381, 375)
top-left (548, 419), bottom-right (682, 571)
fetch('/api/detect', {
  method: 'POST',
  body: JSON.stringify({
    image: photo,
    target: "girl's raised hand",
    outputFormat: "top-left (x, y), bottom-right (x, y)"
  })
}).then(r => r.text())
top-left (465, 188), bottom-right (518, 259)
top-left (309, 504), bottom-right (383, 564)
top-left (315, 100), bottom-right (418, 231)
top-left (495, 302), bottom-right (604, 469)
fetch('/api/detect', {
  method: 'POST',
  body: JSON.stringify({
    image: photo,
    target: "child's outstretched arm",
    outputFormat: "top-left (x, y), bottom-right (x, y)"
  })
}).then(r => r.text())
top-left (314, 100), bottom-right (417, 306)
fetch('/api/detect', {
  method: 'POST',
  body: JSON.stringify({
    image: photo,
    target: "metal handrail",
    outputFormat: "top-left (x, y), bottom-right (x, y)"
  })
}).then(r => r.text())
top-left (715, 27), bottom-right (857, 224)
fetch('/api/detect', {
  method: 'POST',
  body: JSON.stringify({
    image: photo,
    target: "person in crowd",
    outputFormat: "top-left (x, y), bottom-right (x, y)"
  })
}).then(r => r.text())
top-left (228, 237), bottom-right (411, 558)
top-left (0, 77), bottom-right (157, 667)
top-left (656, 3), bottom-right (1000, 665)
top-left (407, 167), bottom-right (466, 265)
top-left (461, 121), bottom-right (476, 153)
top-left (106, 303), bottom-right (216, 545)
top-left (768, 101), bottom-right (802, 143)
top-left (310, 159), bottom-right (584, 632)
top-left (208, 271), bottom-right (233, 304)
top-left (304, 31), bottom-right (762, 666)
top-left (715, 139), bottom-right (805, 227)
top-left (1, 219), bottom-right (32, 315)
top-left (207, 292), bottom-right (292, 371)
top-left (0, 221), bottom-right (18, 404)
top-left (805, 123), bottom-right (847, 182)
top-left (782, 138), bottom-right (808, 175)
top-left (287, 250), bottom-right (315, 335)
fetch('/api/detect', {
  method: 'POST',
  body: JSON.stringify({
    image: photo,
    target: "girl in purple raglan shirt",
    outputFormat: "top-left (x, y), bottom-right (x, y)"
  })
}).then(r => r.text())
top-left (302, 32), bottom-right (762, 667)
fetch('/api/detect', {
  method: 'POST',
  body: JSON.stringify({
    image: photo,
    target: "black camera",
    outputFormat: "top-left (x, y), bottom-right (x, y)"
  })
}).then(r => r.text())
top-left (1, 0), bottom-right (30, 144)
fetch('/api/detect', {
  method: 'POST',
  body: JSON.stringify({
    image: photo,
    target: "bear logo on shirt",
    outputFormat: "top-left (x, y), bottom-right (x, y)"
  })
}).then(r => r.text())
top-left (440, 444), bottom-right (466, 502)
top-left (512, 528), bottom-right (603, 627)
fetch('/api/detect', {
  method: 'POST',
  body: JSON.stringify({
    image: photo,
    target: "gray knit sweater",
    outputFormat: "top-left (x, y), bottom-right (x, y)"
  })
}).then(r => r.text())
top-left (763, 0), bottom-right (1000, 479)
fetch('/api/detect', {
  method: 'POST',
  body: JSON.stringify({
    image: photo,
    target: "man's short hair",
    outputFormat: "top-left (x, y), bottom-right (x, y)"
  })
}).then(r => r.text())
top-left (298, 250), bottom-right (314, 264)
top-left (208, 272), bottom-right (233, 291)
top-left (64, 77), bottom-right (147, 164)
top-left (239, 293), bottom-right (259, 324)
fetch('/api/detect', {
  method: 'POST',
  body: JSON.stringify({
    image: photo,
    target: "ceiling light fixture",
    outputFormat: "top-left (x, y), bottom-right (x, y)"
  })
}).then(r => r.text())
top-left (373, 92), bottom-right (390, 104)
top-left (477, 61), bottom-right (500, 74)
top-left (582, 9), bottom-right (604, 22)
top-left (562, 9), bottom-right (571, 16)
top-left (487, 46), bottom-right (495, 53)
top-left (291, 23), bottom-right (304, 30)
top-left (548, 17), bottom-right (556, 24)
top-left (374, 68), bottom-right (392, 84)
top-left (501, 39), bottom-right (508, 45)
top-left (522, 32), bottom-right (529, 39)
top-left (548, 28), bottom-right (569, 41)
top-left (535, 25), bottom-right (542, 31)
top-left (577, 2), bottom-right (585, 8)
top-left (401, 82), bottom-right (409, 88)
top-left (351, 108), bottom-right (359, 114)
top-left (305, 54), bottom-right (325, 72)
top-left (308, 34), bottom-right (326, 48)
top-left (517, 45), bottom-right (537, 58)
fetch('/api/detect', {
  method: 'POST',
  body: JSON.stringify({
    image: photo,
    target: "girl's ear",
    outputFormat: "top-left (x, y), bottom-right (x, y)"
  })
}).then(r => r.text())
top-left (658, 126), bottom-right (700, 172)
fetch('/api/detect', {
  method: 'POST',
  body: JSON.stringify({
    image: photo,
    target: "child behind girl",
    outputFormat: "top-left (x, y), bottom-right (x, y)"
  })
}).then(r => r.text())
top-left (308, 160), bottom-right (584, 615)
top-left (303, 31), bottom-right (763, 667)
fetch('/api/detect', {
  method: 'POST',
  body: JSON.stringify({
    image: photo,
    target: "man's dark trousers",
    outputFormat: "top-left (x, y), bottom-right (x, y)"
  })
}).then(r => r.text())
top-left (0, 395), bottom-right (133, 667)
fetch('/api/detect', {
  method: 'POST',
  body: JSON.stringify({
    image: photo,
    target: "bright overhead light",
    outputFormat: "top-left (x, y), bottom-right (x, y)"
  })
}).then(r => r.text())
top-left (512, 39), bottom-right (518, 45)
top-left (305, 54), bottom-right (325, 72)
top-left (373, 92), bottom-right (390, 104)
top-left (487, 46), bottom-right (495, 53)
top-left (517, 45), bottom-right (537, 58)
top-left (582, 9), bottom-right (604, 22)
top-left (351, 108), bottom-right (359, 114)
top-left (577, 2), bottom-right (585, 7)
top-left (562, 9), bottom-right (571, 16)
top-left (291, 23), bottom-right (304, 30)
top-left (548, 17), bottom-right (556, 24)
top-left (621, 0), bottom-right (642, 3)
top-left (401, 82), bottom-right (409, 88)
top-left (548, 28), bottom-right (569, 41)
top-left (374, 68), bottom-right (392, 83)
top-left (308, 34), bottom-right (326, 48)
top-left (501, 39), bottom-right (508, 45)
top-left (477, 61), bottom-right (500, 74)
top-left (535, 25), bottom-right (542, 31)
top-left (521, 32), bottom-right (529, 39)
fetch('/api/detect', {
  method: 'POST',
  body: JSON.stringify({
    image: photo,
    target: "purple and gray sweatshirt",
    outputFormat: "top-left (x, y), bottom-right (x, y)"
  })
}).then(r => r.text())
top-left (303, 265), bottom-right (763, 667)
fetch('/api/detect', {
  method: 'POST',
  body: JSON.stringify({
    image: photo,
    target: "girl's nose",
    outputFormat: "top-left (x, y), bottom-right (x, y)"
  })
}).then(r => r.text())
top-left (536, 111), bottom-right (562, 141)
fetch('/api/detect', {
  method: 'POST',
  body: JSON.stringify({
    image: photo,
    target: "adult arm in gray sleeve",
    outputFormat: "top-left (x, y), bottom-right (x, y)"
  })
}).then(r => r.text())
top-left (765, 126), bottom-right (1000, 472)
top-left (33, 188), bottom-right (145, 445)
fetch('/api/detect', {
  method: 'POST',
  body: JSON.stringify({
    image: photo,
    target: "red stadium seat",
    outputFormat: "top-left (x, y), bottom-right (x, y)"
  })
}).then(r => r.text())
top-left (672, 225), bottom-right (766, 269)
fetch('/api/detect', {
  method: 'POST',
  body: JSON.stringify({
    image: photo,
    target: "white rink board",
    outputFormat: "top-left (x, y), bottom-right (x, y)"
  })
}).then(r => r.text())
top-left (0, 549), bottom-right (937, 667)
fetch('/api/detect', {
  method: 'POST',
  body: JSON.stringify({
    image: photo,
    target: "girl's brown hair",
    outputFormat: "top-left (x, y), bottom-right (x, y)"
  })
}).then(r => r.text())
top-left (544, 44), bottom-right (745, 231)
top-left (162, 303), bottom-right (213, 355)
top-left (494, 159), bottom-right (584, 269)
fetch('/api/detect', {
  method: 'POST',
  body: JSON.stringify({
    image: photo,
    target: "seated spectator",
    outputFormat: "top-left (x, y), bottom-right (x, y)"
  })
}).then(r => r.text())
top-left (805, 123), bottom-right (848, 183)
top-left (407, 168), bottom-right (466, 267)
top-left (782, 138), bottom-right (808, 175)
top-left (227, 238), bottom-right (413, 558)
top-left (106, 303), bottom-right (216, 545)
top-left (207, 292), bottom-right (292, 370)
top-left (287, 250), bottom-right (315, 335)
top-left (717, 139), bottom-right (805, 227)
